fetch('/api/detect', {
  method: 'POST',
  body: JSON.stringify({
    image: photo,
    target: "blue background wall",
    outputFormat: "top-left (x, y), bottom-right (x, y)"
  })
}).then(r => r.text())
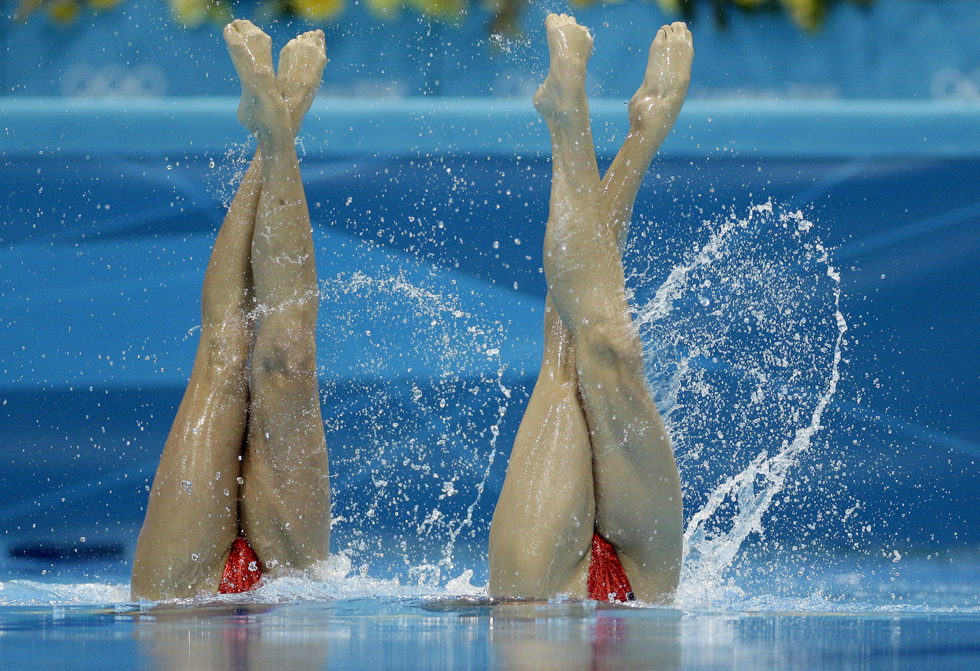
top-left (2, 0), bottom-right (980, 101)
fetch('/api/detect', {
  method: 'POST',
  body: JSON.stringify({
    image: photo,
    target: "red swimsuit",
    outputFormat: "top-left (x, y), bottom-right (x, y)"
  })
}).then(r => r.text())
top-left (587, 533), bottom-right (635, 602)
top-left (218, 537), bottom-right (263, 594)
top-left (218, 533), bottom-right (633, 600)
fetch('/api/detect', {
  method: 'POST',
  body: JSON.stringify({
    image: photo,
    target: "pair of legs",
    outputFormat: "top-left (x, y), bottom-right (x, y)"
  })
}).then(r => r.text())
top-left (131, 21), bottom-right (330, 600)
top-left (488, 15), bottom-right (693, 603)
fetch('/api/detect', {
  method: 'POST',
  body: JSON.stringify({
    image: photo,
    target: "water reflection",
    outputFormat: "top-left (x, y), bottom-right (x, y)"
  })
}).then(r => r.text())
top-left (135, 603), bottom-right (329, 671)
top-left (132, 599), bottom-right (683, 671)
top-left (485, 602), bottom-right (681, 671)
top-left (3, 598), bottom-right (979, 670)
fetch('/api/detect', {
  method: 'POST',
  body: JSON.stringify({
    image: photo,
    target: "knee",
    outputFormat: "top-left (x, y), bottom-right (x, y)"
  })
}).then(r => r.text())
top-left (575, 320), bottom-right (641, 372)
top-left (201, 324), bottom-right (251, 371)
top-left (252, 330), bottom-right (317, 385)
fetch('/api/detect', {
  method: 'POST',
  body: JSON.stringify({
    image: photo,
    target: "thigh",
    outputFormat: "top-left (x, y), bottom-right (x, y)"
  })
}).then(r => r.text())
top-left (239, 311), bottom-right (330, 573)
top-left (488, 311), bottom-right (595, 598)
top-left (132, 340), bottom-right (249, 599)
top-left (575, 335), bottom-right (682, 602)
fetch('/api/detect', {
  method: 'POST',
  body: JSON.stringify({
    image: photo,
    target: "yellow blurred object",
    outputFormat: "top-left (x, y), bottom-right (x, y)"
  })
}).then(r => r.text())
top-left (366, 0), bottom-right (402, 18)
top-left (88, 0), bottom-right (122, 10)
top-left (3, 0), bottom-right (865, 33)
top-left (289, 0), bottom-right (345, 20)
top-left (407, 0), bottom-right (464, 18)
top-left (482, 0), bottom-right (520, 35)
top-left (655, 0), bottom-right (683, 13)
top-left (168, 0), bottom-right (211, 26)
top-left (47, 0), bottom-right (79, 23)
top-left (780, 0), bottom-right (822, 30)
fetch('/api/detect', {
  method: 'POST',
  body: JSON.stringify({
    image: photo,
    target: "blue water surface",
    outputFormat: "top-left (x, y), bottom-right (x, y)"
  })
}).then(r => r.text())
top-left (2, 98), bottom-right (980, 668)
top-left (3, 563), bottom-right (980, 671)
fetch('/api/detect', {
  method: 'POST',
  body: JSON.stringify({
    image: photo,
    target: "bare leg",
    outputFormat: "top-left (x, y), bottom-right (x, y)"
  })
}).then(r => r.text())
top-left (489, 14), bottom-right (598, 599)
top-left (602, 23), bottom-right (693, 249)
top-left (131, 121), bottom-right (260, 602)
top-left (490, 15), bottom-right (690, 603)
top-left (586, 24), bottom-right (691, 602)
top-left (131, 25), bottom-right (327, 599)
top-left (488, 297), bottom-right (594, 597)
top-left (224, 20), bottom-right (330, 574)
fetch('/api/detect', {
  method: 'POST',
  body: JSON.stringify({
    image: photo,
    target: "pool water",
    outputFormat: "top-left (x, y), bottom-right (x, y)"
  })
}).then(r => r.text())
top-left (2, 99), bottom-right (980, 668)
top-left (3, 583), bottom-right (980, 670)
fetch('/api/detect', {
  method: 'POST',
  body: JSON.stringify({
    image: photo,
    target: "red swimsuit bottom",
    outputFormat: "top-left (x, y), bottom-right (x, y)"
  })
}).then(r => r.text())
top-left (587, 533), bottom-right (635, 602)
top-left (219, 533), bottom-right (633, 600)
top-left (218, 537), bottom-right (263, 594)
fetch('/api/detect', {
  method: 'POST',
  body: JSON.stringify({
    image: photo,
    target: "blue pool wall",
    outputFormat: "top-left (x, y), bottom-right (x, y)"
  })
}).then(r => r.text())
top-left (2, 0), bottom-right (980, 102)
top-left (2, 96), bottom-right (980, 583)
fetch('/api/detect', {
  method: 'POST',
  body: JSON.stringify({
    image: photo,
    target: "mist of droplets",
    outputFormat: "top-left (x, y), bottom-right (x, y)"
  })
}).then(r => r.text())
top-left (315, 266), bottom-right (511, 586)
top-left (628, 200), bottom-right (849, 607)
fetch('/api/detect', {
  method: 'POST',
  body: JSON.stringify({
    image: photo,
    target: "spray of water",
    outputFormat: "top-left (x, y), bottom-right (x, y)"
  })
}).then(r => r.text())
top-left (316, 266), bottom-right (511, 586)
top-left (629, 201), bottom-right (848, 607)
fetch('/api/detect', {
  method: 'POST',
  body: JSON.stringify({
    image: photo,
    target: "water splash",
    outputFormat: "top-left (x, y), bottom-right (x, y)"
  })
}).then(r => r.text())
top-left (0, 552), bottom-right (484, 607)
top-left (317, 267), bottom-right (512, 585)
top-left (629, 201), bottom-right (848, 607)
top-left (205, 141), bottom-right (255, 210)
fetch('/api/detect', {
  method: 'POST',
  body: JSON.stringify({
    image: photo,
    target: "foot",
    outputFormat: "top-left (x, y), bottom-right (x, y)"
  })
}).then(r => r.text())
top-left (223, 20), bottom-right (291, 147)
top-left (277, 29), bottom-right (327, 136)
top-left (628, 22), bottom-right (693, 130)
top-left (533, 14), bottom-right (593, 121)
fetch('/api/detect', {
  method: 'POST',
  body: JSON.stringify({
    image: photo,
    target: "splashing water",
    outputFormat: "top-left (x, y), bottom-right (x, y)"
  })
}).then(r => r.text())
top-left (0, 551), bottom-right (484, 607)
top-left (206, 141), bottom-right (256, 209)
top-left (316, 266), bottom-right (512, 586)
top-left (197, 145), bottom-right (519, 588)
top-left (629, 201), bottom-right (847, 608)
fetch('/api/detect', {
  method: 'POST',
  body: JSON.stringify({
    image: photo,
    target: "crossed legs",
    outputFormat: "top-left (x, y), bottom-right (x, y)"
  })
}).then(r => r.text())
top-left (131, 22), bottom-right (329, 600)
top-left (130, 14), bottom-right (691, 603)
top-left (488, 15), bottom-right (693, 603)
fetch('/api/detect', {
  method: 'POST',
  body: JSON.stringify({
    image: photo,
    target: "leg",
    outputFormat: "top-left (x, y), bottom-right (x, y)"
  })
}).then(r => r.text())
top-left (551, 25), bottom-right (693, 602)
top-left (131, 129), bottom-right (260, 602)
top-left (488, 14), bottom-right (599, 599)
top-left (131, 26), bottom-right (328, 599)
top-left (223, 21), bottom-right (330, 573)
top-left (571, 292), bottom-right (682, 604)
top-left (488, 298), bottom-right (595, 597)
top-left (601, 23), bottom-right (693, 249)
